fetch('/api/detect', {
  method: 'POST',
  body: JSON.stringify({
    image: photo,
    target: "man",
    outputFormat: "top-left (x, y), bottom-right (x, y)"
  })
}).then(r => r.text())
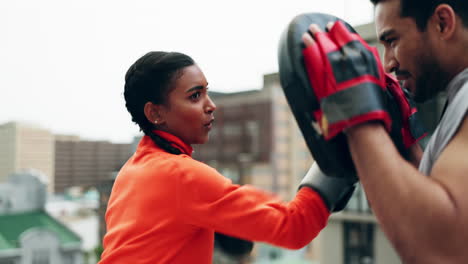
top-left (301, 0), bottom-right (468, 263)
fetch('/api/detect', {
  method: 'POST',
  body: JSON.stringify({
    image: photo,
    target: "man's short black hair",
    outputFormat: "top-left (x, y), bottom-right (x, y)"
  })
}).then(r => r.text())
top-left (370, 0), bottom-right (468, 30)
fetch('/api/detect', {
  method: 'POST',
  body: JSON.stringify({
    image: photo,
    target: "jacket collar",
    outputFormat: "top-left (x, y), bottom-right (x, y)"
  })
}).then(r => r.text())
top-left (152, 130), bottom-right (193, 156)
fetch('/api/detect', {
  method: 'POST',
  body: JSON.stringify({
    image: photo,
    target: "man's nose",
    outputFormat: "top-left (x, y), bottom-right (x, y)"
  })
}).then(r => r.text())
top-left (384, 49), bottom-right (398, 73)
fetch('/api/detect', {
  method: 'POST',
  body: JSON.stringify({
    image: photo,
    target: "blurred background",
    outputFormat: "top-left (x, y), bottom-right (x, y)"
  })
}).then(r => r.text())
top-left (0, 0), bottom-right (445, 263)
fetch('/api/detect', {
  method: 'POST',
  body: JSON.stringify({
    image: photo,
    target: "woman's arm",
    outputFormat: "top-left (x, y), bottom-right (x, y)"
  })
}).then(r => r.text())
top-left (176, 159), bottom-right (330, 250)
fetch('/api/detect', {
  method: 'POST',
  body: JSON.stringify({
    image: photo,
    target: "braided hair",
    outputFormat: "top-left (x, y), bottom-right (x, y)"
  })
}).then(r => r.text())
top-left (124, 51), bottom-right (195, 155)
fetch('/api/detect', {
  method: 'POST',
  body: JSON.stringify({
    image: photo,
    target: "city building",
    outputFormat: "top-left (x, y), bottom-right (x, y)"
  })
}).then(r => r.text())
top-left (0, 121), bottom-right (132, 194)
top-left (0, 122), bottom-right (55, 192)
top-left (46, 191), bottom-right (100, 263)
top-left (54, 137), bottom-right (132, 193)
top-left (0, 170), bottom-right (83, 264)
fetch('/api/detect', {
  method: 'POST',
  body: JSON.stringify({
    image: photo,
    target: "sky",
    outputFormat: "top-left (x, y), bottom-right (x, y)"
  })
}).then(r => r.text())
top-left (0, 0), bottom-right (375, 143)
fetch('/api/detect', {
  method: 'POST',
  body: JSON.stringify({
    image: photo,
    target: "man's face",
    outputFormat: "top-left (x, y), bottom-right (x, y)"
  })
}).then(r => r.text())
top-left (375, 0), bottom-right (449, 103)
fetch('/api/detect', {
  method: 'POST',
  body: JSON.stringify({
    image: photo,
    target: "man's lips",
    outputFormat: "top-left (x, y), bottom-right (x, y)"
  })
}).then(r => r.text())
top-left (395, 69), bottom-right (411, 81)
top-left (395, 73), bottom-right (412, 90)
top-left (396, 75), bottom-right (408, 81)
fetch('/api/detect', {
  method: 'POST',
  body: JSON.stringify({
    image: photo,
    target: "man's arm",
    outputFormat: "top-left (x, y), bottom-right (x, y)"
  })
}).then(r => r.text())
top-left (346, 116), bottom-right (468, 263)
top-left (408, 143), bottom-right (424, 167)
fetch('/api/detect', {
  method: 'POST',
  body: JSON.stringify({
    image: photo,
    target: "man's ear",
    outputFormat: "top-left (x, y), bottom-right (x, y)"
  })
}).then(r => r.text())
top-left (432, 4), bottom-right (457, 40)
top-left (144, 102), bottom-right (164, 125)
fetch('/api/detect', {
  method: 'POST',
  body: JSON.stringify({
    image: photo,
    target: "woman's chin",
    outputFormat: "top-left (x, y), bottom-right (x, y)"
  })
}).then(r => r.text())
top-left (192, 136), bottom-right (209, 145)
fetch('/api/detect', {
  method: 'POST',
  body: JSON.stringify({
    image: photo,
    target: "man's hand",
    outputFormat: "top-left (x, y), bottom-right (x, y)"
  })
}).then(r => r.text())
top-left (302, 21), bottom-right (391, 139)
top-left (384, 73), bottom-right (427, 162)
top-left (277, 13), bottom-right (427, 179)
top-left (302, 21), bottom-right (427, 161)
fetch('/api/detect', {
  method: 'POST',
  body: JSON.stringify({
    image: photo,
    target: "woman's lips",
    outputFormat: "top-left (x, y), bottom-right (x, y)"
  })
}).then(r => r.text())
top-left (204, 119), bottom-right (214, 129)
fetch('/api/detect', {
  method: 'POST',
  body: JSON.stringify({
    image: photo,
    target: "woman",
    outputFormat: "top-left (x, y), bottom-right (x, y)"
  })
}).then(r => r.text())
top-left (99, 51), bottom-right (332, 264)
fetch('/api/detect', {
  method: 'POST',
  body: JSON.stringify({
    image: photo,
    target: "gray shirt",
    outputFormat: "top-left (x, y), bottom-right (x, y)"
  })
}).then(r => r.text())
top-left (419, 68), bottom-right (468, 175)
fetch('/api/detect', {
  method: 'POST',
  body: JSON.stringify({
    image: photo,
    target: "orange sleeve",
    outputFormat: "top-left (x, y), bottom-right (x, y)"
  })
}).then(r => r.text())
top-left (174, 156), bottom-right (330, 250)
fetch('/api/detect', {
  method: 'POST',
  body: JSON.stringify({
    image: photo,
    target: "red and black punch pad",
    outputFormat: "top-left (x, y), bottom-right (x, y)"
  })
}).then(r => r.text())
top-left (278, 13), bottom-right (358, 179)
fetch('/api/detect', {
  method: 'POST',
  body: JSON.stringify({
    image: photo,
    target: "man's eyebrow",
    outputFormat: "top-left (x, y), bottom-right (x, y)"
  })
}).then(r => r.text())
top-left (186, 85), bottom-right (204, 93)
top-left (379, 29), bottom-right (396, 42)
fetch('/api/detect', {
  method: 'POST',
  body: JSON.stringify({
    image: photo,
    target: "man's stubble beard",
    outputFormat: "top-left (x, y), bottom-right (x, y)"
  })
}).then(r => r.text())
top-left (413, 48), bottom-right (451, 103)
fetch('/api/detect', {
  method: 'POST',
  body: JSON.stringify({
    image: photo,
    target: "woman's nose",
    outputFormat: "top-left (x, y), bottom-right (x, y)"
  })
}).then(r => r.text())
top-left (205, 96), bottom-right (216, 113)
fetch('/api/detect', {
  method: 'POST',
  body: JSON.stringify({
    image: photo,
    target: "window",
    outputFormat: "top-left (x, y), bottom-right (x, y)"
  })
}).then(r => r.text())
top-left (246, 121), bottom-right (260, 156)
top-left (32, 249), bottom-right (49, 264)
top-left (344, 222), bottom-right (374, 264)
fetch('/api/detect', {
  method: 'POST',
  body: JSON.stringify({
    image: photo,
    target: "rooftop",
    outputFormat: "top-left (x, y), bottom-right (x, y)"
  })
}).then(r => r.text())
top-left (0, 210), bottom-right (81, 250)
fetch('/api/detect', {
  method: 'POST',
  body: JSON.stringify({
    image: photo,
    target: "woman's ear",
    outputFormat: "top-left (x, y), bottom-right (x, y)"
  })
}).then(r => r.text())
top-left (144, 102), bottom-right (163, 125)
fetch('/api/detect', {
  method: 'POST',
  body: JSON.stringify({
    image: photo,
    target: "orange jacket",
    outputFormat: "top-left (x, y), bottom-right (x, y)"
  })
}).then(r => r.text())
top-left (99, 131), bottom-right (330, 264)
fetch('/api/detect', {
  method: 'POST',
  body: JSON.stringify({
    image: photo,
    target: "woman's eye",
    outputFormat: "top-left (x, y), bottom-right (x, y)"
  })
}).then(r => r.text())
top-left (190, 92), bottom-right (201, 100)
